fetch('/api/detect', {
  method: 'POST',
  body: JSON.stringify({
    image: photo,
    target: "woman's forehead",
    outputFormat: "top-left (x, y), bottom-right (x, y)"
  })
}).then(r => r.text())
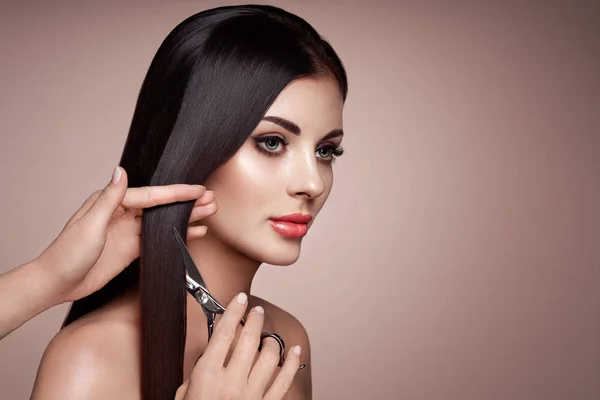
top-left (264, 76), bottom-right (344, 132)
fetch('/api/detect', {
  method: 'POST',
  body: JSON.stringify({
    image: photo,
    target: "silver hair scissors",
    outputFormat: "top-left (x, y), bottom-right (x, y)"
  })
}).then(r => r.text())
top-left (172, 227), bottom-right (305, 370)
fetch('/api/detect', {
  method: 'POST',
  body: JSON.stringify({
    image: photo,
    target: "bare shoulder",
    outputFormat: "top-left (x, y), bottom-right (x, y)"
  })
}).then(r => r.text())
top-left (30, 305), bottom-right (141, 400)
top-left (251, 296), bottom-right (310, 347)
top-left (251, 296), bottom-right (313, 399)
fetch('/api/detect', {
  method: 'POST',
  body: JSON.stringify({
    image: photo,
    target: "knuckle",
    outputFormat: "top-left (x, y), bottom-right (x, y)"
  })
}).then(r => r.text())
top-left (89, 190), bottom-right (102, 201)
top-left (145, 189), bottom-right (155, 206)
top-left (216, 325), bottom-right (236, 342)
top-left (260, 348), bottom-right (280, 367)
top-left (238, 331), bottom-right (257, 349)
top-left (95, 187), bottom-right (109, 202)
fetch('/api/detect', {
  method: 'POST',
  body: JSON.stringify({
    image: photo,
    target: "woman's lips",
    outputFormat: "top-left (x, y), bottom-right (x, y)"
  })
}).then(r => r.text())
top-left (271, 213), bottom-right (313, 223)
top-left (269, 220), bottom-right (309, 238)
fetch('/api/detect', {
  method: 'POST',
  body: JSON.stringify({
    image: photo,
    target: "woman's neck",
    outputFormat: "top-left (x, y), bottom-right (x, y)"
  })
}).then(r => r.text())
top-left (185, 229), bottom-right (261, 306)
top-left (184, 229), bottom-right (263, 339)
top-left (182, 230), bottom-right (261, 372)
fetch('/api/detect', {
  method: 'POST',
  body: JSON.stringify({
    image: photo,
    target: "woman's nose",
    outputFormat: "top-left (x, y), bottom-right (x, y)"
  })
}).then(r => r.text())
top-left (287, 151), bottom-right (326, 199)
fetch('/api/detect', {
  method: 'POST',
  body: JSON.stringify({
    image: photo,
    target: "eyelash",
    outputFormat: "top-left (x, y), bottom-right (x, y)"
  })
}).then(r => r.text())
top-left (252, 135), bottom-right (345, 163)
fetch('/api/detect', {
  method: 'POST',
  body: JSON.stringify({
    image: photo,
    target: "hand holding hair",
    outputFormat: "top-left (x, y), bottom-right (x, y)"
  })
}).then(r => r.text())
top-left (175, 293), bottom-right (303, 400)
top-left (0, 166), bottom-right (216, 339)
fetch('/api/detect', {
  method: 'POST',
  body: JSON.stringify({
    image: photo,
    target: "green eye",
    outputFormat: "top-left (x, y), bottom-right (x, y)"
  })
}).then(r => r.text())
top-left (316, 145), bottom-right (344, 163)
top-left (317, 147), bottom-right (332, 158)
top-left (253, 135), bottom-right (287, 156)
top-left (264, 138), bottom-right (281, 151)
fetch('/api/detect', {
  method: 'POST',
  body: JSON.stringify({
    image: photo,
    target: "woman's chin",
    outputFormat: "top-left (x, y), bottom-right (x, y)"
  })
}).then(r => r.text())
top-left (261, 241), bottom-right (302, 266)
top-left (265, 255), bottom-right (300, 266)
top-left (227, 226), bottom-right (306, 266)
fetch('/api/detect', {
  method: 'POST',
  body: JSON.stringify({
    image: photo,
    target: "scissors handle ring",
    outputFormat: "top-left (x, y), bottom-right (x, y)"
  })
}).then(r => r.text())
top-left (258, 332), bottom-right (306, 370)
top-left (258, 331), bottom-right (285, 366)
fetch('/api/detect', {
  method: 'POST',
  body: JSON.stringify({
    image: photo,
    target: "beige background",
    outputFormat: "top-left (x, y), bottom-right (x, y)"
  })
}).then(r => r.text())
top-left (1, 1), bottom-right (599, 399)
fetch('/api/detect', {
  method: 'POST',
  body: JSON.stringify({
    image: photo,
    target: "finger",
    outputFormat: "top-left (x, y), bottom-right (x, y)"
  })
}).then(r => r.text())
top-left (263, 346), bottom-right (302, 400)
top-left (225, 306), bottom-right (265, 379)
top-left (84, 166), bottom-right (129, 227)
top-left (64, 190), bottom-right (102, 228)
top-left (193, 292), bottom-right (248, 374)
top-left (174, 380), bottom-right (189, 400)
top-left (194, 190), bottom-right (214, 206)
top-left (189, 201), bottom-right (217, 223)
top-left (186, 225), bottom-right (208, 241)
top-left (121, 184), bottom-right (205, 210)
top-left (247, 336), bottom-right (284, 395)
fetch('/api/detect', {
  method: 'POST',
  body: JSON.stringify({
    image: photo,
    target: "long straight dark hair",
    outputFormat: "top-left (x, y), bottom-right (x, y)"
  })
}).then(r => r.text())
top-left (62, 5), bottom-right (347, 399)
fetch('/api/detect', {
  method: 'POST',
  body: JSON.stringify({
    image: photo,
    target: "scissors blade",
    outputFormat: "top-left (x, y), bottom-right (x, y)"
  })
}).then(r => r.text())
top-left (172, 227), bottom-right (209, 292)
top-left (172, 227), bottom-right (227, 315)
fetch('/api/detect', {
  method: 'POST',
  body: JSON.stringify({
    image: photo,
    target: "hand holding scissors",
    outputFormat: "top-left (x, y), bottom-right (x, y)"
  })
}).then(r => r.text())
top-left (173, 227), bottom-right (305, 370)
top-left (174, 291), bottom-right (304, 400)
top-left (173, 227), bottom-right (305, 399)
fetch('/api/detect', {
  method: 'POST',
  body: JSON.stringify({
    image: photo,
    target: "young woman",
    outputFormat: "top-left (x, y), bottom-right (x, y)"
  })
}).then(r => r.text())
top-left (31, 4), bottom-right (348, 399)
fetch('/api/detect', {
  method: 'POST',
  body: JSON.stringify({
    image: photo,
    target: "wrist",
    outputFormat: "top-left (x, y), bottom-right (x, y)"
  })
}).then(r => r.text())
top-left (26, 257), bottom-right (64, 309)
top-left (0, 258), bottom-right (64, 339)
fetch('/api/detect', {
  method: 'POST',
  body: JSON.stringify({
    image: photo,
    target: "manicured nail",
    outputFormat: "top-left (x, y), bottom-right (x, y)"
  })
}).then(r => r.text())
top-left (111, 166), bottom-right (122, 184)
top-left (254, 306), bottom-right (264, 314)
top-left (237, 292), bottom-right (247, 304)
top-left (294, 345), bottom-right (302, 356)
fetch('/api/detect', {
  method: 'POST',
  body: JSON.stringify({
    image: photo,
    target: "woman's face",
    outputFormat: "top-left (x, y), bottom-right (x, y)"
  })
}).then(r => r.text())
top-left (202, 76), bottom-right (344, 265)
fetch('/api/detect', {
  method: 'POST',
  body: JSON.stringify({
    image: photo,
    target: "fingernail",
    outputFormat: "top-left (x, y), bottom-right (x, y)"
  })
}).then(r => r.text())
top-left (294, 346), bottom-right (302, 356)
top-left (237, 292), bottom-right (247, 304)
top-left (111, 166), bottom-right (122, 184)
top-left (254, 306), bottom-right (264, 314)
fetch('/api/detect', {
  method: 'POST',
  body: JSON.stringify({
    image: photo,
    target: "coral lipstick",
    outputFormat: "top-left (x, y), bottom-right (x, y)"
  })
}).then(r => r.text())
top-left (270, 213), bottom-right (312, 238)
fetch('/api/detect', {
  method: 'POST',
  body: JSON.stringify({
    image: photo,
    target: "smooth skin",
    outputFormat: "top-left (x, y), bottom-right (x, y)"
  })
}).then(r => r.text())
top-left (2, 164), bottom-right (300, 399)
top-left (0, 166), bottom-right (213, 340)
top-left (31, 76), bottom-right (344, 400)
top-left (25, 165), bottom-right (306, 400)
top-left (175, 294), bottom-right (302, 400)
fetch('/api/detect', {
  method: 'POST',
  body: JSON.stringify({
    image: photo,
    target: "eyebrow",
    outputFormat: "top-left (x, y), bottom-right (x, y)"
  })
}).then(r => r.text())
top-left (262, 115), bottom-right (344, 141)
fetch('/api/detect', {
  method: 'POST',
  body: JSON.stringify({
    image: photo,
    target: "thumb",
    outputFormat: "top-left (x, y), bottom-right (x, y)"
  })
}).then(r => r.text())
top-left (85, 166), bottom-right (128, 226)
